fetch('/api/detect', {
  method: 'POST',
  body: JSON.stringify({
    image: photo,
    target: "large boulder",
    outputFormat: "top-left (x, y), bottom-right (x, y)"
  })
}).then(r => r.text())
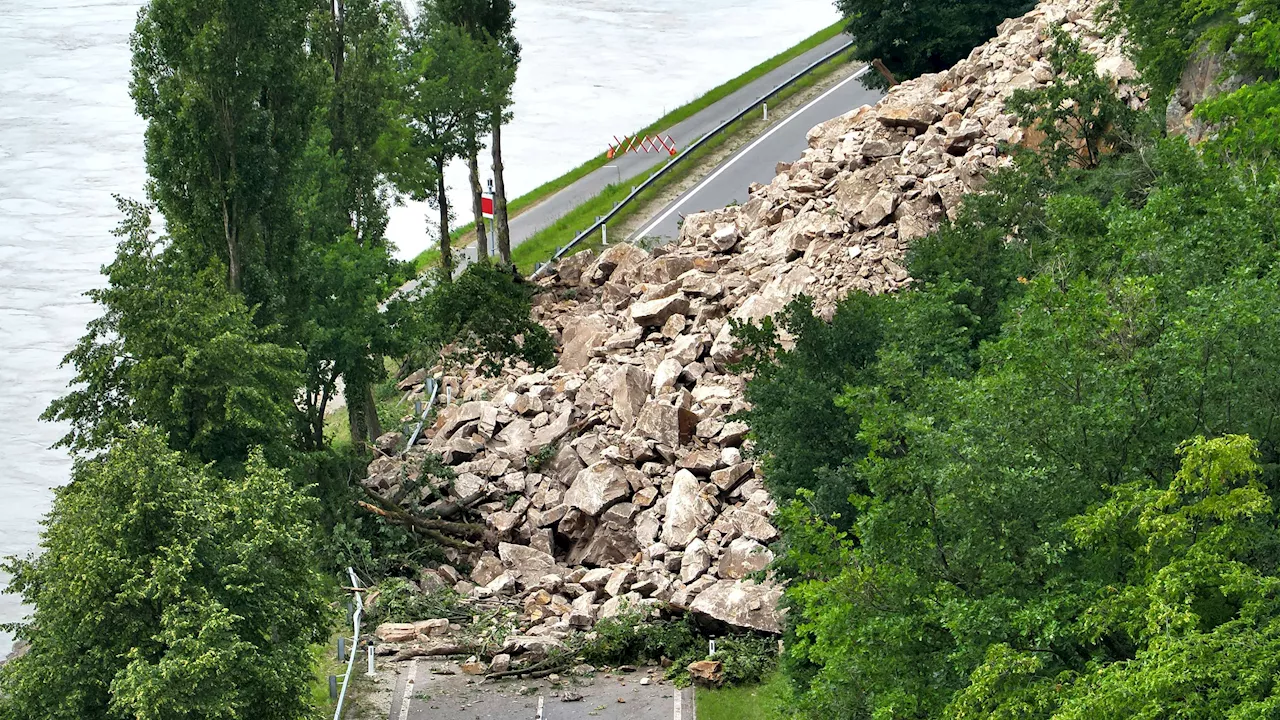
top-left (689, 579), bottom-right (784, 634)
top-left (560, 315), bottom-right (612, 371)
top-left (498, 542), bottom-right (557, 588)
top-left (718, 538), bottom-right (773, 580)
top-left (612, 365), bottom-right (650, 430)
top-left (631, 294), bottom-right (690, 327)
top-left (662, 470), bottom-right (715, 549)
top-left (568, 520), bottom-right (642, 567)
top-left (588, 243), bottom-right (647, 285)
top-left (563, 462), bottom-right (632, 516)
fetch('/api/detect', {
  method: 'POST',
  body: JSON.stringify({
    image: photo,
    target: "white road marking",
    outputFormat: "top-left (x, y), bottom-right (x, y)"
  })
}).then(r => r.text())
top-left (396, 660), bottom-right (418, 720)
top-left (635, 65), bottom-right (873, 240)
top-left (674, 686), bottom-right (683, 720)
top-left (537, 694), bottom-right (545, 720)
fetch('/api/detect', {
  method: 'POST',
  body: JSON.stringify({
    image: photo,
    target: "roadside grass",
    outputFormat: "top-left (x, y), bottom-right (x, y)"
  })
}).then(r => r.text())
top-left (510, 47), bottom-right (858, 274)
top-left (411, 19), bottom-right (848, 274)
top-left (696, 672), bottom-right (789, 720)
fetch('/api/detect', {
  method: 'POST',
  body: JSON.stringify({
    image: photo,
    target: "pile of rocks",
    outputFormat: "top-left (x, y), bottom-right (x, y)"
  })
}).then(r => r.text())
top-left (367, 0), bottom-right (1142, 662)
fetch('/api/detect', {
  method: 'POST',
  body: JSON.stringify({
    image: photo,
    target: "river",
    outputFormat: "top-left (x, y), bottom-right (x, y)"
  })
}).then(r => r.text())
top-left (0, 0), bottom-right (838, 656)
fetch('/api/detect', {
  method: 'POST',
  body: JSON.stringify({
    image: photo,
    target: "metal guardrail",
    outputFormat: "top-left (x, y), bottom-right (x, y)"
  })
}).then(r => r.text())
top-left (334, 568), bottom-right (364, 720)
top-left (532, 37), bottom-right (857, 278)
top-left (402, 376), bottom-right (440, 455)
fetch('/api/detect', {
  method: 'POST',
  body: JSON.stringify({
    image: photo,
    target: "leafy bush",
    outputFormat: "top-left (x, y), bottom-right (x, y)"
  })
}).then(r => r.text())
top-left (835, 0), bottom-right (1036, 87)
top-left (581, 613), bottom-right (778, 688)
top-left (367, 577), bottom-right (465, 625)
top-left (403, 261), bottom-right (556, 377)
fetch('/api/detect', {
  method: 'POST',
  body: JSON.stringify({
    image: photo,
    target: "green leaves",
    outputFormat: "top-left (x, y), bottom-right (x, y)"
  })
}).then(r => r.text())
top-left (0, 428), bottom-right (329, 720)
top-left (42, 199), bottom-right (303, 467)
top-left (740, 44), bottom-right (1280, 713)
top-left (1006, 29), bottom-right (1142, 171)
top-left (404, 262), bottom-right (555, 377)
top-left (835, 0), bottom-right (1036, 87)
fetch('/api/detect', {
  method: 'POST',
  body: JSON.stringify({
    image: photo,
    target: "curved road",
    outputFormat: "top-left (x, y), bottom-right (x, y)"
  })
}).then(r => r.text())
top-left (630, 65), bottom-right (881, 242)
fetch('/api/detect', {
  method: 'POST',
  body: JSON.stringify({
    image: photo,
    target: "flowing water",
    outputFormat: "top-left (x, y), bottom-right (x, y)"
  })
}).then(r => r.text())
top-left (0, 0), bottom-right (838, 656)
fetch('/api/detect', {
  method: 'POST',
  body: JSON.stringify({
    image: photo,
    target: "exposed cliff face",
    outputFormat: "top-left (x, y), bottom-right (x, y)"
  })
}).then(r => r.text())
top-left (369, 0), bottom-right (1144, 656)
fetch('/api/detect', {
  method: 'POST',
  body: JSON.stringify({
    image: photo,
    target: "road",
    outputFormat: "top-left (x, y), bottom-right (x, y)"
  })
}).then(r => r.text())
top-left (385, 659), bottom-right (693, 720)
top-left (454, 33), bottom-right (855, 265)
top-left (630, 65), bottom-right (883, 242)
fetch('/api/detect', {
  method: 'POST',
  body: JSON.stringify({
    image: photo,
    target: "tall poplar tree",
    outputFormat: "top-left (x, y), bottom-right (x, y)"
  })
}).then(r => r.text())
top-left (436, 0), bottom-right (519, 264)
top-left (130, 0), bottom-right (316, 310)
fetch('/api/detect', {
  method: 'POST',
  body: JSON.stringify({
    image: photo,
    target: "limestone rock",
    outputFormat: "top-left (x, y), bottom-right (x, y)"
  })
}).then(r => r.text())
top-left (689, 579), bottom-right (785, 634)
top-left (662, 470), bottom-right (716, 549)
top-left (631, 294), bottom-right (690, 327)
top-left (498, 542), bottom-right (557, 588)
top-left (564, 462), bottom-right (632, 516)
top-left (560, 315), bottom-right (612, 371)
top-left (719, 538), bottom-right (773, 579)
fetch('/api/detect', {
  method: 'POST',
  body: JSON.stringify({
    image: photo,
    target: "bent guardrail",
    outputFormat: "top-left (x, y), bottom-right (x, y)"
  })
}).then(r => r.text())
top-left (334, 568), bottom-right (364, 720)
top-left (532, 37), bottom-right (858, 278)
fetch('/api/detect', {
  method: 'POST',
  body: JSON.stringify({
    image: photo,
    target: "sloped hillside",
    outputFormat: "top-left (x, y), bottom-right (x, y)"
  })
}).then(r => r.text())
top-left (366, 0), bottom-right (1142, 658)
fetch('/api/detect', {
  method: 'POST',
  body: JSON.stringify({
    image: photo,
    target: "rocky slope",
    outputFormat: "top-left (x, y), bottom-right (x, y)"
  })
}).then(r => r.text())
top-left (367, 0), bottom-right (1144, 661)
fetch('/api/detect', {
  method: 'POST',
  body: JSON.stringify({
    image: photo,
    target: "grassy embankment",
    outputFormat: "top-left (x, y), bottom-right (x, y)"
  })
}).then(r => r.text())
top-left (696, 673), bottom-right (789, 720)
top-left (509, 45), bottom-right (857, 273)
top-left (411, 18), bottom-right (849, 274)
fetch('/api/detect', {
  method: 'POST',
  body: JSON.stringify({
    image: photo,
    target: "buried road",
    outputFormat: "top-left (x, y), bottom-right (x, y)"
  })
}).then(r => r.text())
top-left (387, 659), bottom-right (692, 720)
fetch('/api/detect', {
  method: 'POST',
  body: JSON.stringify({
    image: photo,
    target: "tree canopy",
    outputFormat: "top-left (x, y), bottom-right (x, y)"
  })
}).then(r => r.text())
top-left (0, 428), bottom-right (329, 720)
top-left (835, 0), bottom-right (1036, 87)
top-left (733, 7), bottom-right (1280, 715)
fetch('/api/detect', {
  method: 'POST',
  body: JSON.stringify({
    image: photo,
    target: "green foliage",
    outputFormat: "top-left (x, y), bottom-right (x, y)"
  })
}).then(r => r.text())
top-left (834, 0), bottom-right (1035, 87)
top-left (1006, 29), bottom-right (1143, 169)
top-left (366, 578), bottom-right (466, 625)
top-left (406, 262), bottom-right (555, 377)
top-left (740, 69), bottom-right (1280, 714)
top-left (130, 0), bottom-right (315, 302)
top-left (580, 613), bottom-right (702, 670)
top-left (581, 614), bottom-right (778, 688)
top-left (711, 635), bottom-right (780, 687)
top-left (42, 200), bottom-right (304, 468)
top-left (0, 427), bottom-right (330, 719)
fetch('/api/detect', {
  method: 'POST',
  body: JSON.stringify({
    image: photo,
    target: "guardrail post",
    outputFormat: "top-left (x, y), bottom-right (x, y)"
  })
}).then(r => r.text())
top-left (338, 636), bottom-right (346, 662)
top-left (602, 223), bottom-right (609, 245)
top-left (366, 641), bottom-right (376, 676)
top-left (328, 675), bottom-right (338, 702)
top-left (764, 102), bottom-right (768, 122)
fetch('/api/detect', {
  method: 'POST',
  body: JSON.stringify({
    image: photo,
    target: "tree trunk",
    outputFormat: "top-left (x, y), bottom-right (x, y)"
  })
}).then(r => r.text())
top-left (363, 381), bottom-right (383, 441)
top-left (222, 199), bottom-right (242, 293)
top-left (346, 381), bottom-right (368, 454)
top-left (491, 114), bottom-right (511, 264)
top-left (468, 151), bottom-right (488, 263)
top-left (436, 156), bottom-right (453, 279)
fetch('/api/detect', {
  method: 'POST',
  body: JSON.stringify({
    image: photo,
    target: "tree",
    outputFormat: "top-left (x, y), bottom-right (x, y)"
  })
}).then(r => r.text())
top-left (404, 261), bottom-right (554, 376)
top-left (0, 427), bottom-right (329, 720)
top-left (1006, 29), bottom-right (1141, 170)
top-left (42, 199), bottom-right (303, 469)
top-left (387, 3), bottom-right (500, 277)
top-left (834, 0), bottom-right (1035, 87)
top-left (435, 0), bottom-right (519, 263)
top-left (307, 0), bottom-right (413, 451)
top-left (130, 0), bottom-right (315, 305)
top-left (740, 56), bottom-right (1280, 713)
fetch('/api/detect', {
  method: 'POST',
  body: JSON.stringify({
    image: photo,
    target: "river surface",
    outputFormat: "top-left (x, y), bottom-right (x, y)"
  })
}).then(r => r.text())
top-left (0, 0), bottom-right (838, 656)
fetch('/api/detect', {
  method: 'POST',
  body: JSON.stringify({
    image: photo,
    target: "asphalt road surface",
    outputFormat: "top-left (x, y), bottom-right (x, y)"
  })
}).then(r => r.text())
top-left (386, 660), bottom-right (692, 720)
top-left (630, 65), bottom-right (884, 243)
top-left (454, 33), bottom-right (855, 266)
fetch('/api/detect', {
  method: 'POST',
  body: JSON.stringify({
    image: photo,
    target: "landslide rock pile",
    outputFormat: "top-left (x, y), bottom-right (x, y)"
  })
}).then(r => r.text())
top-left (367, 0), bottom-right (1142, 660)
